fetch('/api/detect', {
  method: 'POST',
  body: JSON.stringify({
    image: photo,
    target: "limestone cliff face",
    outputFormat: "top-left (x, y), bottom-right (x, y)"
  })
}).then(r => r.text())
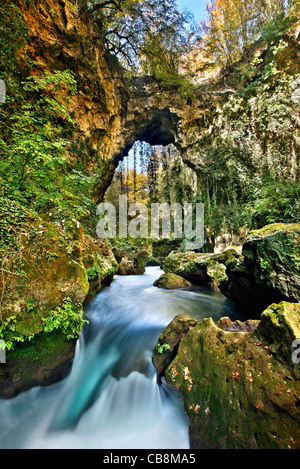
top-left (19, 0), bottom-right (125, 197)
top-left (22, 0), bottom-right (121, 143)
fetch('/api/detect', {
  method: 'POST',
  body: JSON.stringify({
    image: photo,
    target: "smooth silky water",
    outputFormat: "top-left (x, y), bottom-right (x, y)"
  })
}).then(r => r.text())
top-left (0, 266), bottom-right (243, 449)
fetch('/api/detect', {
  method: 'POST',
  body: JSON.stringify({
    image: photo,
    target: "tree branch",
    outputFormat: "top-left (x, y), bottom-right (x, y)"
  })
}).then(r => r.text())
top-left (88, 0), bottom-right (124, 14)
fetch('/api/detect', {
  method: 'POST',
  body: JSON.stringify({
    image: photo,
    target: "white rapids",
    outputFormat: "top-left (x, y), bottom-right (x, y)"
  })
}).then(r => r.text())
top-left (0, 266), bottom-right (242, 449)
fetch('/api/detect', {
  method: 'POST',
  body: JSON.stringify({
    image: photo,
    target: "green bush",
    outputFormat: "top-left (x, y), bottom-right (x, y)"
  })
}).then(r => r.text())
top-left (42, 298), bottom-right (87, 340)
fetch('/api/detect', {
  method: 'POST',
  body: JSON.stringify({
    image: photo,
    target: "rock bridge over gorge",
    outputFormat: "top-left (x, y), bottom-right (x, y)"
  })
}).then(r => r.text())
top-left (22, 0), bottom-right (298, 206)
top-left (22, 0), bottom-right (210, 202)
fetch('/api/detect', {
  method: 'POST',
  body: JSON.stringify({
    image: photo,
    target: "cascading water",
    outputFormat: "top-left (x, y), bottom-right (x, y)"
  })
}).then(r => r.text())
top-left (0, 266), bottom-right (243, 449)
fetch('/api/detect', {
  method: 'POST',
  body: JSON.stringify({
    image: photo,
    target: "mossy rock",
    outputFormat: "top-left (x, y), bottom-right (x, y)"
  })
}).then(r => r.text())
top-left (151, 239), bottom-right (182, 263)
top-left (0, 217), bottom-right (118, 396)
top-left (256, 302), bottom-right (300, 373)
top-left (162, 251), bottom-right (238, 288)
top-left (116, 248), bottom-right (151, 275)
top-left (152, 314), bottom-right (198, 383)
top-left (0, 215), bottom-right (89, 342)
top-left (146, 255), bottom-right (161, 266)
top-left (153, 273), bottom-right (192, 290)
top-left (0, 330), bottom-right (76, 399)
top-left (206, 261), bottom-right (228, 291)
top-left (153, 302), bottom-right (300, 449)
top-left (221, 223), bottom-right (300, 315)
top-left (135, 248), bottom-right (151, 269)
top-left (82, 236), bottom-right (118, 298)
top-left (249, 223), bottom-right (300, 237)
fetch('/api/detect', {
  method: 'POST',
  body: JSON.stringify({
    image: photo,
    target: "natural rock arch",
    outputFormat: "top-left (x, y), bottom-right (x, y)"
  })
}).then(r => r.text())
top-left (93, 76), bottom-right (187, 203)
top-left (19, 0), bottom-right (204, 204)
top-left (113, 107), bottom-right (181, 166)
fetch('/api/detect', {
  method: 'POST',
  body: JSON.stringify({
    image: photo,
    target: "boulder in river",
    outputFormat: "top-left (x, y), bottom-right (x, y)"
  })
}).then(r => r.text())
top-left (153, 273), bottom-right (192, 290)
top-left (162, 249), bottom-right (240, 291)
top-left (113, 245), bottom-right (151, 275)
top-left (153, 314), bottom-right (198, 383)
top-left (83, 236), bottom-right (118, 298)
top-left (152, 302), bottom-right (300, 449)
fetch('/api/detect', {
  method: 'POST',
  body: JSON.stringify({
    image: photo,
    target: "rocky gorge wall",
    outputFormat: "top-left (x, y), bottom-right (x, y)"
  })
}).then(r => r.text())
top-left (0, 0), bottom-right (122, 395)
top-left (17, 0), bottom-right (300, 204)
top-left (0, 0), bottom-right (187, 397)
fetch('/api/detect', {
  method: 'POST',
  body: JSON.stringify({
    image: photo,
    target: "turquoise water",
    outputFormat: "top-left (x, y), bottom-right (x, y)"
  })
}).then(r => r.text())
top-left (0, 267), bottom-right (242, 449)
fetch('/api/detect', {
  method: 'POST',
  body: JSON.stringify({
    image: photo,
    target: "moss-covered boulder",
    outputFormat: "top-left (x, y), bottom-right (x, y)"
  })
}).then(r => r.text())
top-left (152, 314), bottom-right (198, 383)
top-left (82, 236), bottom-right (118, 298)
top-left (0, 208), bottom-right (118, 398)
top-left (153, 302), bottom-right (300, 449)
top-left (220, 223), bottom-right (300, 315)
top-left (0, 331), bottom-right (76, 399)
top-left (113, 244), bottom-right (151, 275)
top-left (153, 273), bottom-right (192, 290)
top-left (117, 249), bottom-right (149, 275)
top-left (150, 239), bottom-right (182, 264)
top-left (206, 261), bottom-right (228, 292)
top-left (162, 249), bottom-right (240, 291)
top-left (0, 214), bottom-right (89, 345)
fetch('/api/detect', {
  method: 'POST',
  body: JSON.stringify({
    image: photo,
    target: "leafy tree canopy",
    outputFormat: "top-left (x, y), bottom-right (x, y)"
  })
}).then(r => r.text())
top-left (201, 0), bottom-right (299, 67)
top-left (80, 0), bottom-right (197, 74)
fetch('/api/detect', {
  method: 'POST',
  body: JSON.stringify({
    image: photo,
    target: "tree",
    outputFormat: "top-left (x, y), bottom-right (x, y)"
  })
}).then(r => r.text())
top-left (202, 0), bottom-right (294, 66)
top-left (147, 148), bottom-right (160, 203)
top-left (83, 0), bottom-right (195, 73)
top-left (133, 142), bottom-right (137, 201)
top-left (138, 1), bottom-right (194, 76)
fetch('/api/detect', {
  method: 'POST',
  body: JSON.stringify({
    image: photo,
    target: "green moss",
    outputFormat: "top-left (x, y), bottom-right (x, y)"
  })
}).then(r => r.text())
top-left (162, 252), bottom-right (238, 289)
top-left (249, 222), bottom-right (300, 237)
top-left (7, 330), bottom-right (66, 362)
top-left (256, 302), bottom-right (300, 368)
top-left (162, 303), bottom-right (300, 449)
top-left (0, 297), bottom-right (85, 350)
top-left (207, 261), bottom-right (228, 285)
top-left (154, 273), bottom-right (192, 289)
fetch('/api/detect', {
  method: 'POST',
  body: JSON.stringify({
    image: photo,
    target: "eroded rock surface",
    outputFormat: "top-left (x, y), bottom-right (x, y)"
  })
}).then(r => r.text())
top-left (220, 223), bottom-right (300, 315)
top-left (0, 210), bottom-right (117, 398)
top-left (153, 314), bottom-right (198, 383)
top-left (162, 249), bottom-right (240, 291)
top-left (153, 302), bottom-right (300, 449)
top-left (113, 247), bottom-right (150, 275)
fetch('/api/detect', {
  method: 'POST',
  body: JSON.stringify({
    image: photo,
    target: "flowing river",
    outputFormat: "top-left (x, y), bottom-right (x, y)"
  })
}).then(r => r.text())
top-left (0, 266), bottom-right (243, 449)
